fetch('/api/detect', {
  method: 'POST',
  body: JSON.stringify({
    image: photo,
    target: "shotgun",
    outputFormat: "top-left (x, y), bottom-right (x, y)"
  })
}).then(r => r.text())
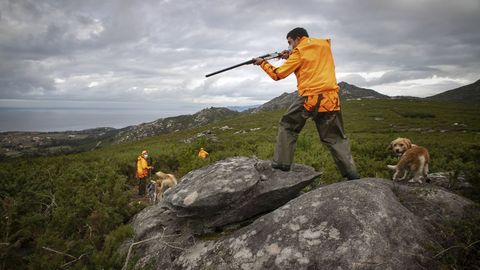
top-left (205, 52), bottom-right (281, 78)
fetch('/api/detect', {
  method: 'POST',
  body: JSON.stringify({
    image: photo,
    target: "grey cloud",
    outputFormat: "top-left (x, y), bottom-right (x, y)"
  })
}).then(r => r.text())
top-left (323, 0), bottom-right (480, 77)
top-left (0, 56), bottom-right (56, 98)
top-left (0, 0), bottom-right (479, 107)
top-left (0, 0), bottom-right (147, 60)
top-left (364, 67), bottom-right (445, 86)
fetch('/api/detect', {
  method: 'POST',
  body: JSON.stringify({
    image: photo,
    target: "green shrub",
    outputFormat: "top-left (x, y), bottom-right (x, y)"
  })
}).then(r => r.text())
top-left (396, 111), bottom-right (436, 118)
top-left (92, 224), bottom-right (134, 269)
top-left (1, 99), bottom-right (479, 269)
top-left (431, 205), bottom-right (480, 269)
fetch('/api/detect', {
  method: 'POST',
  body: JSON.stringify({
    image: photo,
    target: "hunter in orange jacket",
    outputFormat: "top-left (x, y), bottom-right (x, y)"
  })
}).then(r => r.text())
top-left (136, 150), bottom-right (152, 179)
top-left (258, 36), bottom-right (340, 112)
top-left (198, 147), bottom-right (209, 160)
top-left (253, 27), bottom-right (359, 180)
top-left (136, 150), bottom-right (153, 196)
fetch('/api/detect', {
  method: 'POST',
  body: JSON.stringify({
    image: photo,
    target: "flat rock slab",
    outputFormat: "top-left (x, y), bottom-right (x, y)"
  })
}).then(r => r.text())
top-left (163, 156), bottom-right (321, 228)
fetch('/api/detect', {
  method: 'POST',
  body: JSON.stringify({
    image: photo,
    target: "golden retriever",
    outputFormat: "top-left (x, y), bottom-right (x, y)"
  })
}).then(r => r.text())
top-left (387, 137), bottom-right (418, 156)
top-left (150, 171), bottom-right (177, 203)
top-left (387, 145), bottom-right (430, 183)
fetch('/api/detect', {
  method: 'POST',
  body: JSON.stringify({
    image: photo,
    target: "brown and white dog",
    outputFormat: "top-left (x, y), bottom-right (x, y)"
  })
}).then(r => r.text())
top-left (387, 138), bottom-right (430, 183)
top-left (150, 171), bottom-right (177, 203)
top-left (387, 137), bottom-right (418, 156)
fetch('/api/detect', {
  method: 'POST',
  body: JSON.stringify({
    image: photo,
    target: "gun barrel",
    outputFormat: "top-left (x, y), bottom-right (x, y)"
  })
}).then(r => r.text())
top-left (205, 59), bottom-right (253, 78)
top-left (205, 53), bottom-right (279, 78)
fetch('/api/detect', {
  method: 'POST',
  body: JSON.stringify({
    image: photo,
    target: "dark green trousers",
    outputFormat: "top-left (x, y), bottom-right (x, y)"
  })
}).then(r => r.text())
top-left (138, 177), bottom-right (146, 196)
top-left (273, 95), bottom-right (359, 179)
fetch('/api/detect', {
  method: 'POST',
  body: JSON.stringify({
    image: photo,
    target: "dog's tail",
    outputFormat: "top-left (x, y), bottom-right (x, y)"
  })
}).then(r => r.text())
top-left (387, 165), bottom-right (397, 170)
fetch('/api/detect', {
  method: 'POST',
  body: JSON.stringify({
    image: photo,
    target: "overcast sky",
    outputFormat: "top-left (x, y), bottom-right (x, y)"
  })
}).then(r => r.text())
top-left (1, 0), bottom-right (479, 113)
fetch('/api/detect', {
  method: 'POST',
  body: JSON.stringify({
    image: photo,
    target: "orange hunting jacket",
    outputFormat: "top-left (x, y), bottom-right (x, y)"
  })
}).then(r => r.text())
top-left (198, 149), bottom-right (209, 159)
top-left (136, 156), bottom-right (151, 178)
top-left (260, 37), bottom-right (340, 112)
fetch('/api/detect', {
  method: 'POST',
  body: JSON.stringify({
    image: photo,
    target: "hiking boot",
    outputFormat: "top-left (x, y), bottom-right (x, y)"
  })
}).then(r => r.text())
top-left (271, 162), bottom-right (291, 172)
top-left (345, 172), bottom-right (360, 180)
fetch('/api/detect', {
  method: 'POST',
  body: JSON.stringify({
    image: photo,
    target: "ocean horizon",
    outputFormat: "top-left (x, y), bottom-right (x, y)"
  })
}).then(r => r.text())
top-left (0, 108), bottom-right (189, 132)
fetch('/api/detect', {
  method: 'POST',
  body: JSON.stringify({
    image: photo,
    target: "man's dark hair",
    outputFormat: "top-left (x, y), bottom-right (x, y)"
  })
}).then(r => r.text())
top-left (286, 27), bottom-right (309, 39)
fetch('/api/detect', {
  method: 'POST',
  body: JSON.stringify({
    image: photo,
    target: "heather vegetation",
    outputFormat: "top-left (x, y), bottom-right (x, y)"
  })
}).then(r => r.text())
top-left (1, 99), bottom-right (479, 269)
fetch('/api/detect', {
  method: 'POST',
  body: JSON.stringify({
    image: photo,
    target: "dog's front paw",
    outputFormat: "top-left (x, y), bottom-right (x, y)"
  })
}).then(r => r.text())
top-left (408, 178), bottom-right (423, 184)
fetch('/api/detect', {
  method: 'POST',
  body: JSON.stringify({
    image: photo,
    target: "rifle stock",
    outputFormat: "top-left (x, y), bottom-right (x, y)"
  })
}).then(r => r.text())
top-left (205, 52), bottom-right (279, 78)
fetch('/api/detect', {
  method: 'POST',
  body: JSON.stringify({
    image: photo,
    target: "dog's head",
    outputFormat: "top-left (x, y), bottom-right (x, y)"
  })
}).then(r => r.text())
top-left (388, 137), bottom-right (413, 156)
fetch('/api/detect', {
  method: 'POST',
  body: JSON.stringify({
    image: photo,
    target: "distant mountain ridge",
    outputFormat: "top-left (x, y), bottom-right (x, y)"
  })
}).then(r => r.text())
top-left (338, 81), bottom-right (390, 100)
top-left (249, 92), bottom-right (297, 113)
top-left (426, 79), bottom-right (480, 103)
top-left (113, 107), bottom-right (239, 143)
top-left (3, 80), bottom-right (478, 158)
top-left (250, 81), bottom-right (390, 113)
top-left (0, 81), bottom-right (396, 157)
top-left (115, 81), bottom-right (393, 141)
top-left (227, 105), bottom-right (259, 112)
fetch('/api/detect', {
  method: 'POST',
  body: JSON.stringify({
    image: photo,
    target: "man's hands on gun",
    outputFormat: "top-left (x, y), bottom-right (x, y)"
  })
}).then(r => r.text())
top-left (253, 50), bottom-right (290, 65)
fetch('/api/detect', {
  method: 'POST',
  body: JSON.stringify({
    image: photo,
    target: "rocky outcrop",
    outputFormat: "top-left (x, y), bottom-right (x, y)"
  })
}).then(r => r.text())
top-left (125, 157), bottom-right (320, 268)
top-left (124, 157), bottom-right (477, 270)
top-left (163, 157), bottom-right (320, 230)
top-left (181, 130), bottom-right (219, 144)
top-left (175, 179), bottom-right (433, 269)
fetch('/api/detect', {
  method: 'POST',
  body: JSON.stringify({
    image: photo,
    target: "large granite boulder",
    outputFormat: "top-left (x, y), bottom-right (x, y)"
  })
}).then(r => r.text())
top-left (123, 158), bottom-right (478, 270)
top-left (162, 156), bottom-right (321, 229)
top-left (174, 179), bottom-right (438, 269)
top-left (125, 157), bottom-right (321, 268)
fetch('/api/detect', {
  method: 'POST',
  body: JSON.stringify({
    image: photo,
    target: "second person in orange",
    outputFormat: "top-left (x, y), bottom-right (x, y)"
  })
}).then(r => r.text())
top-left (198, 147), bottom-right (209, 160)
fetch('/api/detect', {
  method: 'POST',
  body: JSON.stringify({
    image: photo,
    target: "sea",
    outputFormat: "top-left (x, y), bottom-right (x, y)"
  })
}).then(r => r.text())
top-left (0, 108), bottom-right (188, 132)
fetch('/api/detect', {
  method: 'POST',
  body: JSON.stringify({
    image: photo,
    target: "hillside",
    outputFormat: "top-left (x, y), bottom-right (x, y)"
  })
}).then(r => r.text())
top-left (0, 107), bottom-right (239, 158)
top-left (251, 81), bottom-right (390, 113)
top-left (0, 81), bottom-right (388, 158)
top-left (338, 81), bottom-right (390, 100)
top-left (1, 98), bottom-right (479, 269)
top-left (2, 80), bottom-right (478, 159)
top-left (112, 107), bottom-right (239, 144)
top-left (0, 127), bottom-right (116, 159)
top-left (107, 83), bottom-right (390, 127)
top-left (249, 92), bottom-right (297, 113)
top-left (426, 79), bottom-right (480, 103)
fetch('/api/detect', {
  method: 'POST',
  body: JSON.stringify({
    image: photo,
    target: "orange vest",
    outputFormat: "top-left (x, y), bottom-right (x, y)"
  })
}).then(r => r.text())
top-left (260, 37), bottom-right (340, 112)
top-left (136, 156), bottom-right (150, 178)
top-left (198, 149), bottom-right (209, 159)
